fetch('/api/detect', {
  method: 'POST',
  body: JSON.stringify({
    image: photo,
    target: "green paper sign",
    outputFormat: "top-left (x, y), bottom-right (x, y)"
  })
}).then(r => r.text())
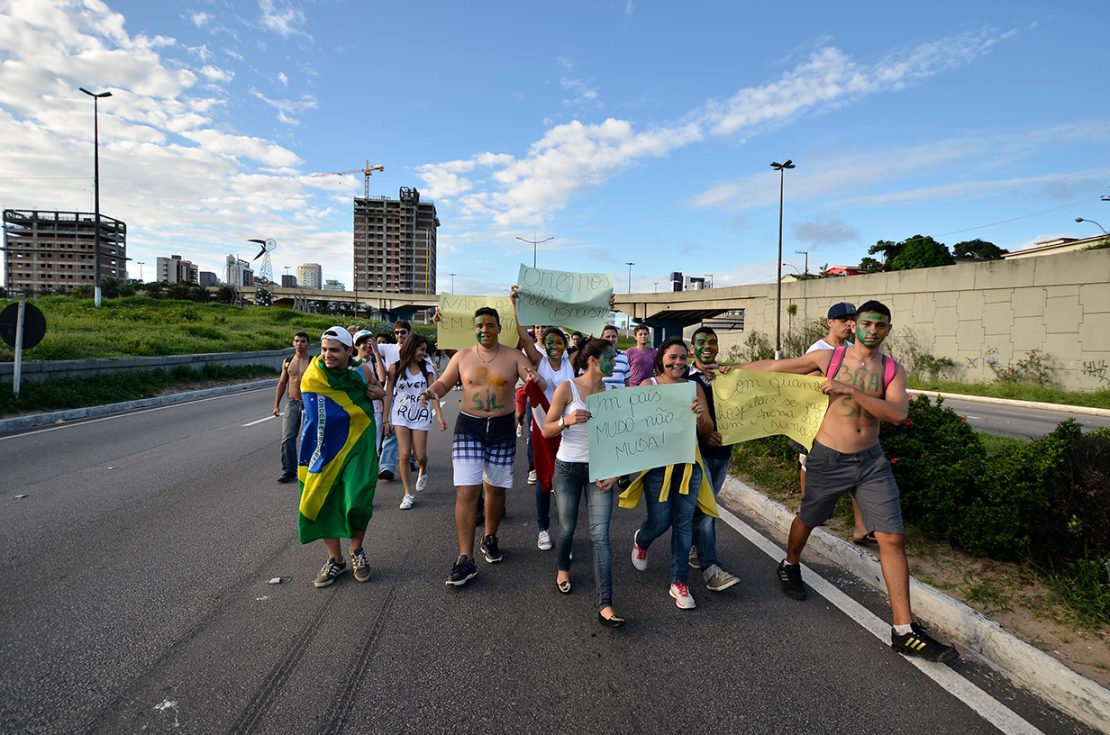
top-left (586, 382), bottom-right (696, 481)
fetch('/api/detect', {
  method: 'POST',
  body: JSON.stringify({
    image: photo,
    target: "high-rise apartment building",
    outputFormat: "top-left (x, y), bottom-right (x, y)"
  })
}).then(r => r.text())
top-left (280, 274), bottom-right (298, 288)
top-left (297, 263), bottom-right (322, 290)
top-left (2, 209), bottom-right (127, 295)
top-left (353, 187), bottom-right (438, 294)
top-left (156, 254), bottom-right (199, 284)
top-left (225, 255), bottom-right (254, 287)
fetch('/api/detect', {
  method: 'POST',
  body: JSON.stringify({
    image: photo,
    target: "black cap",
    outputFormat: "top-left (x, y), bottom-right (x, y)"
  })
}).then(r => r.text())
top-left (827, 302), bottom-right (856, 319)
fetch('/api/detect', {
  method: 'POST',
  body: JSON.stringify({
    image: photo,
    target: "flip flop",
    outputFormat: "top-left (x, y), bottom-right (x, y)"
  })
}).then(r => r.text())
top-left (853, 532), bottom-right (877, 546)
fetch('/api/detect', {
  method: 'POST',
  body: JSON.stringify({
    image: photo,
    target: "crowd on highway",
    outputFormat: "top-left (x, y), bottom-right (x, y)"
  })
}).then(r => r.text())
top-left (271, 286), bottom-right (959, 663)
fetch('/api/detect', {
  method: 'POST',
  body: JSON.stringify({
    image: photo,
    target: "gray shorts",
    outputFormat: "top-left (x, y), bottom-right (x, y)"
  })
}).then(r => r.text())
top-left (799, 440), bottom-right (904, 534)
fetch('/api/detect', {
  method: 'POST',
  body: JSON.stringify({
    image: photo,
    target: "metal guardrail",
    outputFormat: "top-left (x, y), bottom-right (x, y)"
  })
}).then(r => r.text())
top-left (0, 348), bottom-right (294, 384)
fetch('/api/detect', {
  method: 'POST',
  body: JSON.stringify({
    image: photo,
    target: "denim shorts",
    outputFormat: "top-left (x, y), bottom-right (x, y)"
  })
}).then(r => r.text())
top-left (799, 440), bottom-right (904, 534)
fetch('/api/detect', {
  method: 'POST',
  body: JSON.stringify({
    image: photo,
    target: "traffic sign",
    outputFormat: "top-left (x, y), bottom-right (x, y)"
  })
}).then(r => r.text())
top-left (0, 302), bottom-right (46, 349)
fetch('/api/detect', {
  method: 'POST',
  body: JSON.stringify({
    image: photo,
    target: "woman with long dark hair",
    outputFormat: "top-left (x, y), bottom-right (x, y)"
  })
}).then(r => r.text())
top-left (543, 338), bottom-right (625, 627)
top-left (382, 333), bottom-right (446, 510)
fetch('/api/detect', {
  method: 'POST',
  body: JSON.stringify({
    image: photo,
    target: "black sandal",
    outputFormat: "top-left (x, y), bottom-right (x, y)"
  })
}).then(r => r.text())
top-left (598, 611), bottom-right (625, 628)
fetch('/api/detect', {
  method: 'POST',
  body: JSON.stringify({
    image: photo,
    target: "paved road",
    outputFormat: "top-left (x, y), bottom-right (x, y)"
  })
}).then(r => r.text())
top-left (0, 389), bottom-right (1095, 734)
top-left (928, 396), bottom-right (1110, 439)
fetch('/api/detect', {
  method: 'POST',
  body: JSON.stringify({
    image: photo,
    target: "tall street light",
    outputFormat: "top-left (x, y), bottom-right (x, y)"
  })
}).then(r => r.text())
top-left (515, 232), bottom-right (554, 268)
top-left (79, 87), bottom-right (112, 307)
top-left (136, 261), bottom-right (144, 281)
top-left (794, 249), bottom-right (809, 275)
top-left (770, 159), bottom-right (795, 359)
top-left (449, 273), bottom-right (456, 294)
top-left (1075, 217), bottom-right (1108, 235)
top-left (625, 261), bottom-right (635, 294)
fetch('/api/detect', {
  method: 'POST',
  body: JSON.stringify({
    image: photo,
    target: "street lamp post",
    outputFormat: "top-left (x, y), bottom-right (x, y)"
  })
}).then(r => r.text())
top-left (625, 261), bottom-right (635, 294)
top-left (1075, 217), bottom-right (1108, 235)
top-left (515, 232), bottom-right (554, 268)
top-left (79, 87), bottom-right (112, 307)
top-left (770, 159), bottom-right (795, 359)
top-left (136, 261), bottom-right (144, 281)
top-left (794, 249), bottom-right (809, 275)
top-left (449, 273), bottom-right (456, 294)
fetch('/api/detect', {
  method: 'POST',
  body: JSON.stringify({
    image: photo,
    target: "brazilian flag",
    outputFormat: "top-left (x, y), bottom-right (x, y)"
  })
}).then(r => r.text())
top-left (297, 356), bottom-right (378, 543)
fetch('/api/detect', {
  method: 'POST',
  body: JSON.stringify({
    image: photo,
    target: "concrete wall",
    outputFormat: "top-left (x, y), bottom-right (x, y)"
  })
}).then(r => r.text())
top-left (0, 348), bottom-right (293, 384)
top-left (708, 248), bottom-right (1110, 392)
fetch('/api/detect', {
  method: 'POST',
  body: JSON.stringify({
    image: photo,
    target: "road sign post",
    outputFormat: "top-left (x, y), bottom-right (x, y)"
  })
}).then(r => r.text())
top-left (1, 301), bottom-right (47, 399)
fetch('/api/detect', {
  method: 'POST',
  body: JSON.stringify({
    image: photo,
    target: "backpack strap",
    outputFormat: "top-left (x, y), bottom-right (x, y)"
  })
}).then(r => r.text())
top-left (882, 355), bottom-right (898, 396)
top-left (826, 345), bottom-right (847, 380)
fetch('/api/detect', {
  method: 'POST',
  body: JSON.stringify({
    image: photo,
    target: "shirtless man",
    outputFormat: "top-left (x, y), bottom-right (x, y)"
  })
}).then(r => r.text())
top-left (421, 307), bottom-right (543, 586)
top-left (743, 301), bottom-right (958, 662)
top-left (274, 331), bottom-right (312, 483)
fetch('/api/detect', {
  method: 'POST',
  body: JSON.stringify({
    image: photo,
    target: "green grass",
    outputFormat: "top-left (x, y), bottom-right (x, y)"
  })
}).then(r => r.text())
top-left (908, 376), bottom-right (1110, 410)
top-left (0, 363), bottom-right (278, 417)
top-left (0, 297), bottom-right (410, 361)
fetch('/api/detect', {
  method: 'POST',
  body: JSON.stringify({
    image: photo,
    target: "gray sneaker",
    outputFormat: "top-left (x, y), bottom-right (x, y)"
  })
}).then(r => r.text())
top-left (313, 558), bottom-right (346, 588)
top-left (689, 545), bottom-right (701, 569)
top-left (351, 549), bottom-right (370, 583)
top-left (704, 565), bottom-right (740, 592)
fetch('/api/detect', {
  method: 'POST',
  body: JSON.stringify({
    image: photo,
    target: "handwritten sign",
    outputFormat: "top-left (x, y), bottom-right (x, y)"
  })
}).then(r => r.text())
top-left (516, 264), bottom-right (613, 335)
top-left (712, 369), bottom-right (828, 449)
top-left (437, 294), bottom-right (518, 350)
top-left (586, 382), bottom-right (696, 481)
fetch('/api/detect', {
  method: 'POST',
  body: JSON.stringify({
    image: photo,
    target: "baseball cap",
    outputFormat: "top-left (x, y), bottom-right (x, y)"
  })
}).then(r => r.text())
top-left (827, 302), bottom-right (856, 320)
top-left (321, 326), bottom-right (353, 348)
top-left (352, 329), bottom-right (374, 345)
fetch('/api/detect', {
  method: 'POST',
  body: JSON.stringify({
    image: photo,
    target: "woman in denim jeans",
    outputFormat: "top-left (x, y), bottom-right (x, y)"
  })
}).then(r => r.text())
top-left (542, 338), bottom-right (625, 628)
top-left (627, 337), bottom-right (715, 610)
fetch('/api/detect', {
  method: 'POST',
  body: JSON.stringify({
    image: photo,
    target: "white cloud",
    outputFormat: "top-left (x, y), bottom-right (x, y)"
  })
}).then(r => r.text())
top-left (793, 217), bottom-right (860, 245)
top-left (249, 87), bottom-right (317, 125)
top-left (190, 12), bottom-right (211, 28)
top-left (199, 64), bottom-right (234, 82)
top-left (258, 0), bottom-right (307, 39)
top-left (277, 71), bottom-right (288, 85)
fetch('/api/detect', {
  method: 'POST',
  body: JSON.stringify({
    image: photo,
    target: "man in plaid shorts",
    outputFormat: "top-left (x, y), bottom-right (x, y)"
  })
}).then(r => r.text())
top-left (422, 307), bottom-right (543, 586)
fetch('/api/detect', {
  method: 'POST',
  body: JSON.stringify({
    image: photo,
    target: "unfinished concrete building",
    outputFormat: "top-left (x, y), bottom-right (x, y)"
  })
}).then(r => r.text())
top-left (353, 187), bottom-right (438, 294)
top-left (2, 209), bottom-right (127, 295)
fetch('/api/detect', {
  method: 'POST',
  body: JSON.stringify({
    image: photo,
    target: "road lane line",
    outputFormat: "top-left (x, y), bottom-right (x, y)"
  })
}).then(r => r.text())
top-left (242, 416), bottom-right (277, 427)
top-left (716, 506), bottom-right (1044, 735)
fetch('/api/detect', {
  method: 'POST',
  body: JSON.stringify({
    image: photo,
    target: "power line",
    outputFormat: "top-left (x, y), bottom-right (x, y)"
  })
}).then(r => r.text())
top-left (935, 195), bottom-right (1101, 237)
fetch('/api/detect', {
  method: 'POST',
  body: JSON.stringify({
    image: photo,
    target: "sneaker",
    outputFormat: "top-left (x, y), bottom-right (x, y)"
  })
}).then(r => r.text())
top-left (399, 494), bottom-right (415, 510)
top-left (891, 622), bottom-right (959, 663)
top-left (446, 555), bottom-right (478, 587)
top-left (777, 560), bottom-right (806, 600)
top-left (415, 472), bottom-right (428, 492)
top-left (516, 423), bottom-right (523, 438)
top-left (704, 565), bottom-right (740, 592)
top-left (479, 534), bottom-right (503, 563)
top-left (527, 470), bottom-right (537, 485)
top-left (537, 530), bottom-right (552, 550)
top-left (351, 549), bottom-right (370, 583)
top-left (378, 469), bottom-right (395, 481)
top-left (277, 471), bottom-right (296, 483)
top-left (669, 581), bottom-right (696, 609)
top-left (631, 531), bottom-right (648, 571)
top-left (689, 545), bottom-right (701, 569)
top-left (313, 558), bottom-right (346, 588)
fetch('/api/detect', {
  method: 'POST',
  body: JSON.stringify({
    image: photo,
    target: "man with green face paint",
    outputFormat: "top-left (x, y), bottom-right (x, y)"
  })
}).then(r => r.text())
top-left (687, 327), bottom-right (741, 592)
top-left (600, 325), bottom-right (631, 388)
top-left (742, 300), bottom-right (958, 663)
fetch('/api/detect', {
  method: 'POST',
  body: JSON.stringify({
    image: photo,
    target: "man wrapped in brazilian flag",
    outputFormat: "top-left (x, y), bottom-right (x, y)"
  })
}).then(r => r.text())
top-left (297, 326), bottom-right (384, 588)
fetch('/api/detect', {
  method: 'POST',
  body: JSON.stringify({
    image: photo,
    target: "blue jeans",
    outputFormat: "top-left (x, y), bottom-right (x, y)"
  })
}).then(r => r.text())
top-left (379, 431), bottom-right (398, 474)
top-left (635, 464), bottom-right (702, 585)
top-left (693, 454), bottom-right (730, 572)
top-left (554, 459), bottom-right (614, 611)
top-left (280, 399), bottom-right (302, 474)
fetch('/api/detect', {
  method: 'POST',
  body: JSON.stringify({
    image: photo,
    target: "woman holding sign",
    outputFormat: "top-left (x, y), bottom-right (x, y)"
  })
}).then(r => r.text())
top-left (542, 338), bottom-right (625, 628)
top-left (626, 337), bottom-right (716, 610)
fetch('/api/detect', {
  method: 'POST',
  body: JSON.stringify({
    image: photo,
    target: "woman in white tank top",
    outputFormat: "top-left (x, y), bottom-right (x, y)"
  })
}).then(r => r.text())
top-left (542, 338), bottom-right (625, 628)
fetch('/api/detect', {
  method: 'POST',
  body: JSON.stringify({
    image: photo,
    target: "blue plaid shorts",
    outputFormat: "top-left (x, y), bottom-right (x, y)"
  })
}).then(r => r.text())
top-left (452, 412), bottom-right (516, 488)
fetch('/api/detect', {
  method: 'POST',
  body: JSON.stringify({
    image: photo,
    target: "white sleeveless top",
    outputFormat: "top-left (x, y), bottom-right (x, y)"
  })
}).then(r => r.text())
top-left (390, 364), bottom-right (435, 431)
top-left (537, 354), bottom-right (575, 403)
top-left (556, 380), bottom-right (616, 463)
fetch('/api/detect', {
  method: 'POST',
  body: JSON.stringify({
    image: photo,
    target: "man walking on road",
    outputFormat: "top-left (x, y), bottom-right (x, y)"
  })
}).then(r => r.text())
top-left (297, 327), bottom-right (383, 588)
top-left (274, 331), bottom-right (311, 483)
top-left (599, 325), bottom-right (630, 388)
top-left (421, 307), bottom-right (542, 587)
top-left (742, 301), bottom-right (958, 663)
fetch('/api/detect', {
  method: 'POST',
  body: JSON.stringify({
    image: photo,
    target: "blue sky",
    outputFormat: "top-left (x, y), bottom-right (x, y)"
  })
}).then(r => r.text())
top-left (1, 0), bottom-right (1108, 295)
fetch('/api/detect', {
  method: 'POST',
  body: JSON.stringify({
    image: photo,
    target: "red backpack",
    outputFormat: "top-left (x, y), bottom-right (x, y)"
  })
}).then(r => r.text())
top-left (827, 345), bottom-right (898, 396)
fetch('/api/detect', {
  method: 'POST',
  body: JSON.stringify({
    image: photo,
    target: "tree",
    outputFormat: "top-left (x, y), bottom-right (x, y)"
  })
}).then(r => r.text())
top-left (953, 239), bottom-right (1008, 261)
top-left (858, 257), bottom-right (883, 273)
top-left (216, 285), bottom-right (238, 304)
top-left (99, 276), bottom-right (122, 299)
top-left (888, 235), bottom-right (955, 270)
top-left (866, 240), bottom-right (902, 270)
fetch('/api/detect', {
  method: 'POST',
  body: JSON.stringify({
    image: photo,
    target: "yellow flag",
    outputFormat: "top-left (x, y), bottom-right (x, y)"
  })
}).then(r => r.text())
top-left (437, 294), bottom-right (518, 350)
top-left (712, 369), bottom-right (829, 450)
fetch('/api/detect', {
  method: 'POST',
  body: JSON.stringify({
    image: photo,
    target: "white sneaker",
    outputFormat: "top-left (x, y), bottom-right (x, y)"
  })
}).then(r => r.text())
top-left (415, 472), bottom-right (428, 492)
top-left (537, 530), bottom-right (552, 550)
top-left (527, 470), bottom-right (537, 485)
top-left (516, 423), bottom-right (523, 438)
top-left (399, 494), bottom-right (415, 510)
top-left (631, 531), bottom-right (648, 571)
top-left (669, 581), bottom-right (696, 609)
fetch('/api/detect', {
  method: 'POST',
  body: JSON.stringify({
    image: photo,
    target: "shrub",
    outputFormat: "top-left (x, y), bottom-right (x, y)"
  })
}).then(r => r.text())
top-left (990, 349), bottom-right (1055, 386)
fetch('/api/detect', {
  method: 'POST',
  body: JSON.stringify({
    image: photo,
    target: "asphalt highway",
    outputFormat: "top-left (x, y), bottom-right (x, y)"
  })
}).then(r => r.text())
top-left (0, 388), bottom-right (1097, 734)
top-left (927, 396), bottom-right (1110, 439)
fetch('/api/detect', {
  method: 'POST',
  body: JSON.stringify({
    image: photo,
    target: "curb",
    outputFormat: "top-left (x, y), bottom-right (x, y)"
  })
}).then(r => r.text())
top-left (0, 379), bottom-right (277, 435)
top-left (718, 476), bottom-right (1110, 733)
top-left (906, 389), bottom-right (1110, 418)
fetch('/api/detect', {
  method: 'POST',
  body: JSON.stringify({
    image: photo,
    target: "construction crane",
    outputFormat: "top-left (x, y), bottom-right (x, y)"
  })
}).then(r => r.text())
top-left (311, 160), bottom-right (384, 198)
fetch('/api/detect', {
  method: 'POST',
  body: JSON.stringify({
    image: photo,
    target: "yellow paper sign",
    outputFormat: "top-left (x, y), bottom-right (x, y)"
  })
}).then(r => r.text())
top-left (712, 369), bottom-right (829, 450)
top-left (437, 294), bottom-right (518, 350)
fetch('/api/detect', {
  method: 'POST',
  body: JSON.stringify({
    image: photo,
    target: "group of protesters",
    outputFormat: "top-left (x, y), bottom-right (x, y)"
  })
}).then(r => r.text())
top-left (272, 287), bottom-right (959, 663)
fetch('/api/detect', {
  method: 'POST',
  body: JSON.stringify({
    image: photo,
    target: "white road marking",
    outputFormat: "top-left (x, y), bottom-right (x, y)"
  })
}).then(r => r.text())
top-left (716, 506), bottom-right (1044, 735)
top-left (242, 415), bottom-right (277, 427)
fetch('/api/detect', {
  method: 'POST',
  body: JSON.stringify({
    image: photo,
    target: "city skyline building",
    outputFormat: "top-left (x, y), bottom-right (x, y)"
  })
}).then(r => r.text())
top-left (156, 254), bottom-right (198, 284)
top-left (297, 262), bottom-right (322, 290)
top-left (353, 187), bottom-right (438, 294)
top-left (224, 254), bottom-right (254, 287)
top-left (2, 208), bottom-right (127, 295)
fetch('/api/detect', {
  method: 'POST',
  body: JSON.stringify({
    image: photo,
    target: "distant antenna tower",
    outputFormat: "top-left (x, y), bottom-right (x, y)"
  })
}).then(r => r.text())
top-left (248, 238), bottom-right (277, 306)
